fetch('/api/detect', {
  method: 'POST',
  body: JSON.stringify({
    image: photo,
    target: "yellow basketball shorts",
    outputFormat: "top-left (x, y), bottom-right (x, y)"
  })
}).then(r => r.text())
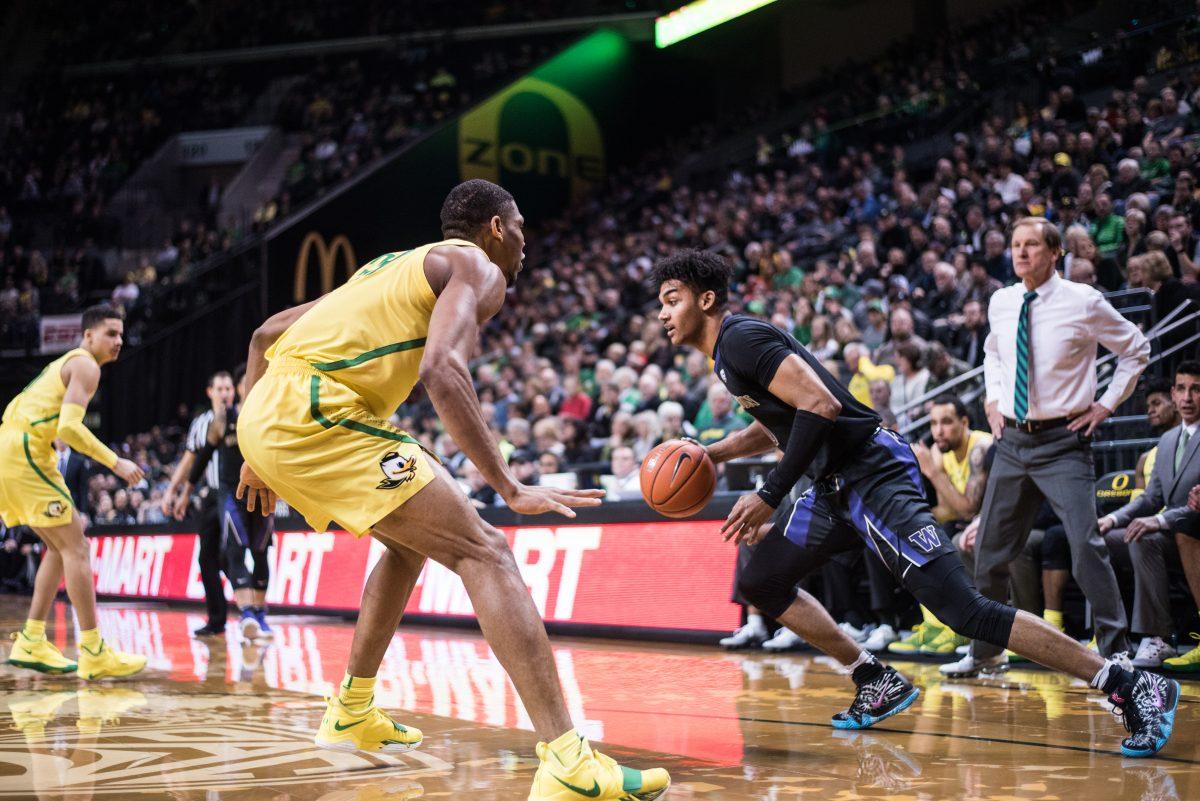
top-left (238, 360), bottom-right (435, 538)
top-left (0, 426), bottom-right (75, 528)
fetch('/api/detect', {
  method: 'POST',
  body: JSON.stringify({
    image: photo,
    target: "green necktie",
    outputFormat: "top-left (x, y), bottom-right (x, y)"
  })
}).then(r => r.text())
top-left (1014, 290), bottom-right (1037, 422)
top-left (1177, 428), bottom-right (1192, 472)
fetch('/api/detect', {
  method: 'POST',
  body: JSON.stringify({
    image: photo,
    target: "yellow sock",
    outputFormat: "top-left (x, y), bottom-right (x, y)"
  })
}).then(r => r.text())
top-left (920, 606), bottom-right (942, 628)
top-left (1044, 609), bottom-right (1064, 630)
top-left (338, 673), bottom-right (376, 711)
top-left (80, 628), bottom-right (102, 652)
top-left (548, 728), bottom-right (585, 765)
top-left (22, 619), bottom-right (46, 640)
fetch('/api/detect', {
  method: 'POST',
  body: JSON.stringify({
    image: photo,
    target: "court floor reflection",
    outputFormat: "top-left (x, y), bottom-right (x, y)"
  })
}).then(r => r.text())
top-left (2, 597), bottom-right (1197, 800)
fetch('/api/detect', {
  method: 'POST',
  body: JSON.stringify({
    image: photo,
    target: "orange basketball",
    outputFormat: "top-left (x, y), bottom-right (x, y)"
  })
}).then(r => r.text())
top-left (640, 439), bottom-right (716, 518)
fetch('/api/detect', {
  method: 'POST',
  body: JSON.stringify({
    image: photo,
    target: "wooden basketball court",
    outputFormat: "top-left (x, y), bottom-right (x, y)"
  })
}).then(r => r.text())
top-left (2, 597), bottom-right (1197, 800)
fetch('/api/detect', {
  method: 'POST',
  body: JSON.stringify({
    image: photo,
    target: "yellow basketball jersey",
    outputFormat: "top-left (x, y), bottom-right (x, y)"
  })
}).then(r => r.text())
top-left (941, 429), bottom-right (993, 495)
top-left (268, 239), bottom-right (483, 418)
top-left (1, 348), bottom-right (96, 449)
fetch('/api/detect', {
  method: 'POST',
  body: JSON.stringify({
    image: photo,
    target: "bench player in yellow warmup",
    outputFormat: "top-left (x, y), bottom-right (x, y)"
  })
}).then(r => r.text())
top-left (236, 180), bottom-right (669, 801)
top-left (2, 305), bottom-right (148, 680)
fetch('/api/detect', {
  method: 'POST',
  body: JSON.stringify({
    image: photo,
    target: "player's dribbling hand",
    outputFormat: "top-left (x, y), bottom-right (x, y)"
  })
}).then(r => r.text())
top-left (113, 458), bottom-right (145, 486)
top-left (237, 463), bottom-right (277, 516)
top-left (721, 492), bottom-right (774, 545)
top-left (502, 485), bottom-right (605, 518)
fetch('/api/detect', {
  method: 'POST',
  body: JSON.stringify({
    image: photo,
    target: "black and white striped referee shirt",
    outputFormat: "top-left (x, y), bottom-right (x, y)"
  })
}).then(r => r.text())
top-left (186, 411), bottom-right (220, 491)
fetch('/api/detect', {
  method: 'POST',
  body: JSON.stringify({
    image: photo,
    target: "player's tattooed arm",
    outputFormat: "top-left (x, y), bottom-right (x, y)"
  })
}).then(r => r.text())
top-left (705, 420), bottom-right (777, 464)
top-left (963, 441), bottom-right (989, 513)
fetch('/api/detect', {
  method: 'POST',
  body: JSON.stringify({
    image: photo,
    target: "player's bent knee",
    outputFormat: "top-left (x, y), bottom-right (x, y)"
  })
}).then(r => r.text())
top-left (911, 555), bottom-right (1017, 647)
top-left (736, 572), bottom-right (794, 621)
top-left (448, 522), bottom-right (517, 575)
top-left (920, 588), bottom-right (1016, 647)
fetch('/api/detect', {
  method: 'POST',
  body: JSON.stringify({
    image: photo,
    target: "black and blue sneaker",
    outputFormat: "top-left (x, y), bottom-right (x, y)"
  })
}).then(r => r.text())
top-left (832, 666), bottom-right (920, 730)
top-left (1110, 669), bottom-right (1181, 758)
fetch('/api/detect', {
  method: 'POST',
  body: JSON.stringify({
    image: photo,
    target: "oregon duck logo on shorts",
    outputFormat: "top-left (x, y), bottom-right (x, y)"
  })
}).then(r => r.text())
top-left (377, 452), bottom-right (419, 490)
top-left (46, 500), bottom-right (67, 518)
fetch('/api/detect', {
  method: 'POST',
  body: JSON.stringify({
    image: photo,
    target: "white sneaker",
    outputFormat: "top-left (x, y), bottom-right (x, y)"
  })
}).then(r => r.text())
top-left (955, 643), bottom-right (970, 655)
top-left (719, 622), bottom-right (768, 650)
top-left (838, 622), bottom-right (867, 642)
top-left (862, 624), bottom-right (898, 652)
top-left (1111, 651), bottom-right (1134, 672)
top-left (1131, 638), bottom-right (1174, 668)
top-left (763, 627), bottom-right (805, 652)
top-left (939, 653), bottom-right (1008, 678)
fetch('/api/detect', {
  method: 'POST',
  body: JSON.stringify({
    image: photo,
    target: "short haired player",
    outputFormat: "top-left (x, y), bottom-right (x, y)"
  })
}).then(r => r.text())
top-left (237, 180), bottom-right (669, 800)
top-left (2, 304), bottom-right (147, 679)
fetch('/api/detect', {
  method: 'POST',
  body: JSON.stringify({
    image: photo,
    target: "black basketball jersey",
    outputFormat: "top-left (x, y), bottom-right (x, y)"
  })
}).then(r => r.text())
top-left (712, 314), bottom-right (880, 480)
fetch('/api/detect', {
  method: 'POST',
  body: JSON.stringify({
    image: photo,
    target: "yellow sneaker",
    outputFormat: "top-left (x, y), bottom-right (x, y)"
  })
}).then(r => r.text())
top-left (7, 632), bottom-right (77, 674)
top-left (1163, 634), bottom-right (1200, 674)
top-left (77, 640), bottom-right (147, 680)
top-left (7, 691), bottom-right (76, 743)
top-left (76, 688), bottom-right (147, 734)
top-left (921, 626), bottom-right (967, 655)
top-left (888, 624), bottom-right (942, 655)
top-left (315, 697), bottom-right (423, 753)
top-left (528, 737), bottom-right (670, 801)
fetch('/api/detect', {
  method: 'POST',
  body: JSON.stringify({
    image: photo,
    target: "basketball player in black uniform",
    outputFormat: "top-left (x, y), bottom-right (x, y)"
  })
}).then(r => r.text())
top-left (190, 364), bottom-right (274, 640)
top-left (652, 250), bottom-right (1179, 757)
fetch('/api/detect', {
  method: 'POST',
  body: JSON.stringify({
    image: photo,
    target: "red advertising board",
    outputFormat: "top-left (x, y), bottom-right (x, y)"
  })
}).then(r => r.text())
top-left (86, 521), bottom-right (741, 633)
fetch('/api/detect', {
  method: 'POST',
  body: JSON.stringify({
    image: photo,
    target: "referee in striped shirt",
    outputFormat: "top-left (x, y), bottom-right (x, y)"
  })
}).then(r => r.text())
top-left (162, 371), bottom-right (235, 637)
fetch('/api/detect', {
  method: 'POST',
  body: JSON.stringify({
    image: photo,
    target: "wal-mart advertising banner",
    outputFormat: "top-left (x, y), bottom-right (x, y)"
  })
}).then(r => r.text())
top-left (269, 30), bottom-right (633, 311)
top-left (85, 520), bottom-right (740, 635)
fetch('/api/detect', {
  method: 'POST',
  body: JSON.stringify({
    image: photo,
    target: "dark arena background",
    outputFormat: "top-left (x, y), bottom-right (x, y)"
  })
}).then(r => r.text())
top-left (1, 1), bottom-right (1199, 798)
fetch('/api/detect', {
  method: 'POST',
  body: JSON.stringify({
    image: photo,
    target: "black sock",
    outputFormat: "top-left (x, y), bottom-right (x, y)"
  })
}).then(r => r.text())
top-left (1101, 665), bottom-right (1136, 697)
top-left (852, 657), bottom-right (886, 686)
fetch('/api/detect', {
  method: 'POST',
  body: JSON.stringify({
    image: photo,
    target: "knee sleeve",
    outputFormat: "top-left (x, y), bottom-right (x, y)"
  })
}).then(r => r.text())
top-left (908, 554), bottom-right (1017, 648)
top-left (736, 568), bottom-right (796, 619)
top-left (735, 522), bottom-right (833, 619)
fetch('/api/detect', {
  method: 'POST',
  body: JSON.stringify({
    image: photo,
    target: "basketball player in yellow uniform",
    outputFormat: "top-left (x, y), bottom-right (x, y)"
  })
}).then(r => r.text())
top-left (236, 180), bottom-right (669, 801)
top-left (902, 394), bottom-right (993, 656)
top-left (2, 305), bottom-right (148, 679)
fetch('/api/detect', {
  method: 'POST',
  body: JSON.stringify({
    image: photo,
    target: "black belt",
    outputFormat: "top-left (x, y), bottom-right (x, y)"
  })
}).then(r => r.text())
top-left (1003, 416), bottom-right (1069, 434)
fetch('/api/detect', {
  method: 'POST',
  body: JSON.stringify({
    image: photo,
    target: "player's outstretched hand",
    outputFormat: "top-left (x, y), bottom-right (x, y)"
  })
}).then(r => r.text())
top-left (113, 458), bottom-right (145, 486)
top-left (237, 463), bottom-right (278, 516)
top-left (503, 485), bottom-right (604, 518)
top-left (721, 491), bottom-right (774, 545)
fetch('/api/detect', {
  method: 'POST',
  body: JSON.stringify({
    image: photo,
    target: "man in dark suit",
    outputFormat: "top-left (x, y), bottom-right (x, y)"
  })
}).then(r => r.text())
top-left (53, 439), bottom-right (91, 524)
top-left (946, 298), bottom-right (989, 368)
top-left (1101, 361), bottom-right (1200, 670)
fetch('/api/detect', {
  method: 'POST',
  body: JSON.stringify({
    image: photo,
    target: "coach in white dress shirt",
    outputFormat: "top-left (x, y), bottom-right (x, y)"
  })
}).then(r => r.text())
top-left (947, 217), bottom-right (1151, 676)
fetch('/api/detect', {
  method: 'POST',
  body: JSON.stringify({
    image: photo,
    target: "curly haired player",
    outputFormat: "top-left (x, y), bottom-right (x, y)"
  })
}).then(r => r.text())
top-left (652, 249), bottom-right (1179, 758)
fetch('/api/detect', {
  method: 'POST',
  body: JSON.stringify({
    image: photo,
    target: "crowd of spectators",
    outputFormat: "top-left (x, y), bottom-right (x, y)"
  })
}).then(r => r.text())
top-left (7, 3), bottom-right (1200, 522)
top-left (0, 33), bottom-right (565, 350)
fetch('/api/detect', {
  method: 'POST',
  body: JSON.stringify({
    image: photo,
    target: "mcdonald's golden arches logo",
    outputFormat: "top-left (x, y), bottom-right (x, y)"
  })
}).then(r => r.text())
top-left (458, 77), bottom-right (604, 204)
top-left (293, 232), bottom-right (357, 303)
